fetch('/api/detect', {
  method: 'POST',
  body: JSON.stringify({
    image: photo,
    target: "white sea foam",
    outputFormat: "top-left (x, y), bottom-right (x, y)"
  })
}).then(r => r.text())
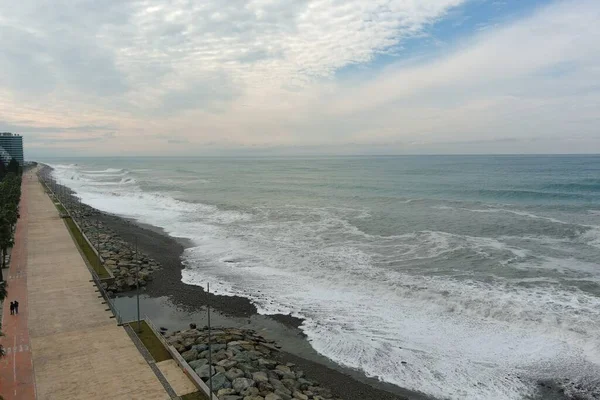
top-left (50, 163), bottom-right (600, 400)
top-left (462, 207), bottom-right (569, 225)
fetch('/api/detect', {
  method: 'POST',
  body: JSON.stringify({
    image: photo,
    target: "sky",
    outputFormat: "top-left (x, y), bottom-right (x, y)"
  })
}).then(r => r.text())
top-left (0, 0), bottom-right (599, 157)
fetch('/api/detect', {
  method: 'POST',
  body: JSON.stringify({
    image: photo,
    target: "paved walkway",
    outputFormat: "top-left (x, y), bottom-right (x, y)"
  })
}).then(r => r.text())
top-left (0, 173), bottom-right (35, 400)
top-left (1, 172), bottom-right (172, 400)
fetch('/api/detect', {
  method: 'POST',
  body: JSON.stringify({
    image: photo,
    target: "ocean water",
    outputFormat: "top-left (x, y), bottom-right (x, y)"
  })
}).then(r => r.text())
top-left (47, 155), bottom-right (600, 400)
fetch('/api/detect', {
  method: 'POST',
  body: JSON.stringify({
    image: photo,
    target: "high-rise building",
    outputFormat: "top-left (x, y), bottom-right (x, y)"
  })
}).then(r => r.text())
top-left (0, 132), bottom-right (24, 166)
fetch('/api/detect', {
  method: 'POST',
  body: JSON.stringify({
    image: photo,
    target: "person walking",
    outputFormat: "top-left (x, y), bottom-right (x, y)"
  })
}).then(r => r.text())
top-left (14, 300), bottom-right (19, 315)
top-left (9, 301), bottom-right (14, 315)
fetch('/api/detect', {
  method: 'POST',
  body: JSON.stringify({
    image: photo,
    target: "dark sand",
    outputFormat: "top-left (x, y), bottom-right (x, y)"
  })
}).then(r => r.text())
top-left (97, 212), bottom-right (430, 400)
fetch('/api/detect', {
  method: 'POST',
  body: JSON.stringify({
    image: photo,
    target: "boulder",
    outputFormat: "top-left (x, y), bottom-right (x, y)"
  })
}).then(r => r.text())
top-left (292, 391), bottom-right (308, 400)
top-left (232, 378), bottom-right (255, 393)
top-left (281, 379), bottom-right (298, 390)
top-left (218, 388), bottom-right (237, 396)
top-left (270, 380), bottom-right (291, 396)
top-left (265, 394), bottom-right (283, 400)
top-left (273, 390), bottom-right (292, 400)
top-left (194, 343), bottom-right (208, 352)
top-left (296, 378), bottom-right (312, 391)
top-left (237, 363), bottom-right (257, 374)
top-left (211, 344), bottom-right (227, 352)
top-left (195, 364), bottom-right (215, 379)
top-left (252, 371), bottom-right (269, 383)
top-left (256, 381), bottom-right (274, 395)
top-left (226, 368), bottom-right (245, 381)
top-left (181, 348), bottom-right (198, 362)
top-left (218, 359), bottom-right (238, 369)
top-left (242, 387), bottom-right (260, 396)
top-left (188, 359), bottom-right (208, 370)
top-left (258, 359), bottom-right (278, 369)
top-left (211, 372), bottom-right (231, 391)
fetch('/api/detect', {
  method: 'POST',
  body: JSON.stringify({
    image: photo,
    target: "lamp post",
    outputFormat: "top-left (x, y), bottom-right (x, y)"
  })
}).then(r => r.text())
top-left (207, 282), bottom-right (213, 397)
top-left (135, 235), bottom-right (141, 333)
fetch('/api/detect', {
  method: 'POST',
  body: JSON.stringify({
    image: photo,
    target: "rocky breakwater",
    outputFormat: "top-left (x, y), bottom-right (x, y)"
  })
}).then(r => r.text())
top-left (73, 205), bottom-right (161, 295)
top-left (167, 327), bottom-right (342, 400)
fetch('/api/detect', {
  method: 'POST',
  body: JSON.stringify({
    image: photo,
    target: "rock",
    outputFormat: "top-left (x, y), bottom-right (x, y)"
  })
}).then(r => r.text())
top-left (296, 378), bottom-right (312, 390)
top-left (228, 340), bottom-right (252, 347)
top-left (256, 381), bottom-right (274, 395)
top-left (232, 378), bottom-right (255, 393)
top-left (215, 350), bottom-right (230, 362)
top-left (270, 380), bottom-right (291, 396)
top-left (234, 353), bottom-right (253, 363)
top-left (258, 358), bottom-right (278, 369)
top-left (211, 372), bottom-right (231, 391)
top-left (195, 364), bottom-right (215, 379)
top-left (194, 344), bottom-right (208, 352)
top-left (181, 348), bottom-right (198, 362)
top-left (211, 344), bottom-right (227, 352)
top-left (216, 366), bottom-right (226, 374)
top-left (226, 368), bottom-right (245, 381)
top-left (243, 396), bottom-right (264, 400)
top-left (242, 387), bottom-right (260, 396)
top-left (292, 391), bottom-right (308, 400)
top-left (278, 371), bottom-right (296, 381)
top-left (265, 394), bottom-right (282, 400)
top-left (273, 390), bottom-right (292, 400)
top-left (183, 337), bottom-right (196, 349)
top-left (221, 396), bottom-right (243, 400)
top-left (218, 359), bottom-right (238, 369)
top-left (309, 387), bottom-right (332, 398)
top-left (281, 379), bottom-right (298, 390)
top-left (237, 363), bottom-right (257, 374)
top-left (252, 371), bottom-right (269, 383)
top-left (188, 359), bottom-right (208, 370)
top-left (218, 388), bottom-right (237, 396)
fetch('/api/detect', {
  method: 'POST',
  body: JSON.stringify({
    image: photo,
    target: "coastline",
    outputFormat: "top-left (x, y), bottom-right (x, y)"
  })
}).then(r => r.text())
top-left (99, 210), bottom-right (429, 400)
top-left (40, 165), bottom-right (427, 400)
top-left (37, 164), bottom-right (592, 400)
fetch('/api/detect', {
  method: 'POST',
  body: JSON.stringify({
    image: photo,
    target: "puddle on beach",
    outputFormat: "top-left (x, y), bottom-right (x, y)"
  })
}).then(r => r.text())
top-left (113, 293), bottom-right (315, 357)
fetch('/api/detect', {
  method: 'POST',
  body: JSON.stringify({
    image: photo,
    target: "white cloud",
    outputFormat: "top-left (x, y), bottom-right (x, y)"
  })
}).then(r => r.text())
top-left (1, 0), bottom-right (599, 155)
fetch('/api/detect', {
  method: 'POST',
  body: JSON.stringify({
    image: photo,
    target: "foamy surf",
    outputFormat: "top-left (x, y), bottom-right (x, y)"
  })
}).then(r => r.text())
top-left (48, 160), bottom-right (600, 400)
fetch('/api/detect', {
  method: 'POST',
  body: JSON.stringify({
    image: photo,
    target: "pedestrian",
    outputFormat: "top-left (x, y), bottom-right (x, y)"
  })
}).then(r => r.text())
top-left (9, 301), bottom-right (14, 315)
top-left (14, 300), bottom-right (19, 315)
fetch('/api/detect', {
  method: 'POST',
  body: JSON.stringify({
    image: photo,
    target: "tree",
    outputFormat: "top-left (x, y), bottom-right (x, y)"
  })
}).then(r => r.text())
top-left (7, 158), bottom-right (20, 175)
top-left (0, 172), bottom-right (21, 281)
top-left (0, 158), bottom-right (6, 181)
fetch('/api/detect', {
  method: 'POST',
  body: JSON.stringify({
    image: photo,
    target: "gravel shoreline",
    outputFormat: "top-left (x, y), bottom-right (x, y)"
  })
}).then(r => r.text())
top-left (99, 210), bottom-right (422, 400)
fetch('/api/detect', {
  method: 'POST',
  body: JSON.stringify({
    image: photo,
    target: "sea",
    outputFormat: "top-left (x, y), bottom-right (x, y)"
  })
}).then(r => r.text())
top-left (46, 155), bottom-right (600, 400)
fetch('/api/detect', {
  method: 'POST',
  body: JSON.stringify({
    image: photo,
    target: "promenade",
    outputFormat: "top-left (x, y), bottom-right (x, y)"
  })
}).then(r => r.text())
top-left (0, 172), bottom-right (171, 400)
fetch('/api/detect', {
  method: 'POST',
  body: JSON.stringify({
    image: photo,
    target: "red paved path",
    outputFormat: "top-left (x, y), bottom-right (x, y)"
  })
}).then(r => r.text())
top-left (0, 174), bottom-right (36, 400)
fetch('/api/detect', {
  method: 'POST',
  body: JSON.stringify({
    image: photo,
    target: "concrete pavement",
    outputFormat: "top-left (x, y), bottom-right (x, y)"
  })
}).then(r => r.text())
top-left (1, 172), bottom-right (172, 400)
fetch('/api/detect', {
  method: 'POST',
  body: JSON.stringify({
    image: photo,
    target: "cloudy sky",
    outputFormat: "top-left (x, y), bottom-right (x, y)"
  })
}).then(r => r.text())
top-left (1, 0), bottom-right (599, 157)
